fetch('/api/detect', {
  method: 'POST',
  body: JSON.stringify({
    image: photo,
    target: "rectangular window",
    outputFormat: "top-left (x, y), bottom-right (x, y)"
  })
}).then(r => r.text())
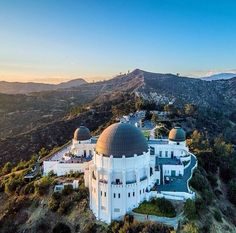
top-left (104, 192), bottom-right (106, 197)
top-left (114, 193), bottom-right (116, 198)
top-left (133, 192), bottom-right (135, 197)
top-left (159, 151), bottom-right (162, 157)
top-left (140, 190), bottom-right (141, 195)
top-left (165, 151), bottom-right (168, 157)
top-left (118, 193), bottom-right (121, 198)
top-left (128, 192), bottom-right (130, 197)
top-left (171, 151), bottom-right (174, 157)
top-left (101, 191), bottom-right (102, 196)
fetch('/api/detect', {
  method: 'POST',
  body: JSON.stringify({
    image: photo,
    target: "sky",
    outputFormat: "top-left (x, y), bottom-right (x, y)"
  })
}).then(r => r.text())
top-left (0, 0), bottom-right (236, 83)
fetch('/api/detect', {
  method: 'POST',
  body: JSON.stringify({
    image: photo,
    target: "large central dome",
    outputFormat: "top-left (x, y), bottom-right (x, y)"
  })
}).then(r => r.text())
top-left (96, 123), bottom-right (148, 158)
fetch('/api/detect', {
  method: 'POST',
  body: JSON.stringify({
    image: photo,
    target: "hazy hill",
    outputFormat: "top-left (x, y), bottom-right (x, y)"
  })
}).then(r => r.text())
top-left (0, 78), bottom-right (87, 94)
top-left (136, 69), bottom-right (236, 110)
top-left (0, 69), bottom-right (236, 139)
top-left (201, 72), bottom-right (236, 81)
top-left (0, 68), bottom-right (235, 164)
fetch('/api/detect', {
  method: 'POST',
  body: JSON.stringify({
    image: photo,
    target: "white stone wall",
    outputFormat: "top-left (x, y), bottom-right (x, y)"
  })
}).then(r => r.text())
top-left (163, 164), bottom-right (184, 176)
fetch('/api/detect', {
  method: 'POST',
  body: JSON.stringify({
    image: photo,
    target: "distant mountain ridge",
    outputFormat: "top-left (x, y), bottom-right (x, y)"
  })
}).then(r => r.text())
top-left (0, 78), bottom-right (87, 94)
top-left (201, 72), bottom-right (236, 81)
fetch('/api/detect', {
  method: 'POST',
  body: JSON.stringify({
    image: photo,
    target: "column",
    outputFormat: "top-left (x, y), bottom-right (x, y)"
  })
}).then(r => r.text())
top-left (107, 170), bottom-right (112, 222)
top-left (122, 155), bottom-right (126, 215)
top-left (95, 169), bottom-right (100, 220)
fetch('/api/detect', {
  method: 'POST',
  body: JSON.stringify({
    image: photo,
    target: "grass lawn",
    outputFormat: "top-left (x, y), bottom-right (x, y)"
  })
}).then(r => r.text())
top-left (133, 198), bottom-right (176, 218)
top-left (142, 130), bottom-right (150, 138)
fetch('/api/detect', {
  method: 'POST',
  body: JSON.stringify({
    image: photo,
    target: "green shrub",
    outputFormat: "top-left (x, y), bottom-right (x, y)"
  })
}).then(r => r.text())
top-left (62, 184), bottom-right (73, 195)
top-left (182, 222), bottom-right (198, 233)
top-left (48, 192), bottom-right (61, 212)
top-left (4, 175), bottom-right (25, 194)
top-left (214, 209), bottom-right (222, 222)
top-left (184, 199), bottom-right (196, 220)
top-left (58, 199), bottom-right (72, 215)
top-left (190, 170), bottom-right (207, 192)
top-left (48, 198), bottom-right (59, 212)
top-left (228, 181), bottom-right (236, 206)
top-left (53, 223), bottom-right (71, 233)
top-left (21, 181), bottom-right (35, 195)
top-left (34, 176), bottom-right (52, 196)
top-left (2, 162), bottom-right (12, 175)
top-left (133, 198), bottom-right (176, 217)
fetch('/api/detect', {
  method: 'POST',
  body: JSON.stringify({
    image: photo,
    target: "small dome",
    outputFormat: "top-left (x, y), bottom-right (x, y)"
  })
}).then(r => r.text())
top-left (168, 127), bottom-right (186, 142)
top-left (96, 123), bottom-right (148, 158)
top-left (74, 126), bottom-right (91, 141)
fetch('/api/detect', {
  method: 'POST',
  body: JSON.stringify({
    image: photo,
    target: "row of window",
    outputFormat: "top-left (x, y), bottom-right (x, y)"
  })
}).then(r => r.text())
top-left (94, 188), bottom-right (146, 198)
top-left (113, 189), bottom-right (146, 199)
top-left (159, 151), bottom-right (174, 157)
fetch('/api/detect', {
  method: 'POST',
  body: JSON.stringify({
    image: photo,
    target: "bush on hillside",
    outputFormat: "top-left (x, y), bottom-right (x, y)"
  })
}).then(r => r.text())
top-left (133, 198), bottom-right (176, 218)
top-left (228, 181), bottom-right (236, 206)
top-left (53, 222), bottom-right (71, 233)
top-left (214, 209), bottom-right (222, 222)
top-left (1, 162), bottom-right (12, 175)
top-left (184, 199), bottom-right (196, 220)
top-left (34, 176), bottom-right (52, 196)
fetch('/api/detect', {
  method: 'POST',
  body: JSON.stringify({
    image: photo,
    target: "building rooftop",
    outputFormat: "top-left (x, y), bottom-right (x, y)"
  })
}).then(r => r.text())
top-left (157, 157), bottom-right (182, 165)
top-left (74, 126), bottom-right (91, 141)
top-left (148, 139), bottom-right (169, 145)
top-left (96, 122), bottom-right (148, 158)
top-left (168, 127), bottom-right (186, 142)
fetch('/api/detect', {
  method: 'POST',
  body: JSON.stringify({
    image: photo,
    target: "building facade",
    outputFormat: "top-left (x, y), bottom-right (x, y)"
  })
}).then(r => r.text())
top-left (43, 123), bottom-right (197, 223)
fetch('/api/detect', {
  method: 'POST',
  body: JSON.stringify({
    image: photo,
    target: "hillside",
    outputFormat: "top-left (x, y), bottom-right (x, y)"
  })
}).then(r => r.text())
top-left (201, 73), bottom-right (236, 81)
top-left (0, 69), bottom-right (235, 164)
top-left (0, 78), bottom-right (87, 94)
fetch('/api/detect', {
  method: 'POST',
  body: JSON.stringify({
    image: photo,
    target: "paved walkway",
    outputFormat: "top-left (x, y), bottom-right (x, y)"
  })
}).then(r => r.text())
top-left (157, 154), bottom-right (197, 192)
top-left (131, 211), bottom-right (183, 229)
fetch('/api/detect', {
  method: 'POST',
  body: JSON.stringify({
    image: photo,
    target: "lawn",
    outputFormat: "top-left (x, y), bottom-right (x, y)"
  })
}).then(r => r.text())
top-left (142, 130), bottom-right (150, 138)
top-left (133, 198), bottom-right (176, 218)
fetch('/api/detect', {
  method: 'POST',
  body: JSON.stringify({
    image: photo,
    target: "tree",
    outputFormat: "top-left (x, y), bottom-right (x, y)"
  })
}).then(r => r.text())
top-left (53, 223), bottom-right (71, 233)
top-left (184, 104), bottom-right (196, 116)
top-left (214, 137), bottom-right (233, 157)
top-left (164, 104), bottom-right (176, 115)
top-left (184, 199), bottom-right (196, 220)
top-left (151, 113), bottom-right (158, 124)
top-left (228, 181), bottom-right (236, 206)
top-left (34, 176), bottom-right (52, 196)
top-left (182, 222), bottom-right (198, 233)
top-left (2, 162), bottom-right (12, 175)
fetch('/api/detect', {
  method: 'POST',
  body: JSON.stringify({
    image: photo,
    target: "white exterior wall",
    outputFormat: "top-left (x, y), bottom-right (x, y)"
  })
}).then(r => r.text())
top-left (43, 160), bottom-right (89, 176)
top-left (86, 152), bottom-right (156, 223)
top-left (163, 164), bottom-right (184, 176)
top-left (70, 139), bottom-right (95, 157)
top-left (43, 135), bottom-right (196, 224)
top-left (150, 140), bottom-right (188, 159)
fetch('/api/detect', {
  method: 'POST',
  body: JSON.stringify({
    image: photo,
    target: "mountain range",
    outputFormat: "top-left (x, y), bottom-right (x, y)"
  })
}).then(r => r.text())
top-left (0, 69), bottom-right (235, 166)
top-left (201, 72), bottom-right (236, 81)
top-left (0, 78), bottom-right (87, 94)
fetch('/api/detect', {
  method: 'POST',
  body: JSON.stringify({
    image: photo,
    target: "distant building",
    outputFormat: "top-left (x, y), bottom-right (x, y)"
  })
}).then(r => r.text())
top-left (54, 180), bottom-right (79, 192)
top-left (43, 123), bottom-right (197, 224)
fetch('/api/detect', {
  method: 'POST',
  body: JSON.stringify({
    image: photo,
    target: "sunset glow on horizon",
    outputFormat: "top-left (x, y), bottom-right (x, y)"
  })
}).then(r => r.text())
top-left (1, 0), bottom-right (236, 83)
